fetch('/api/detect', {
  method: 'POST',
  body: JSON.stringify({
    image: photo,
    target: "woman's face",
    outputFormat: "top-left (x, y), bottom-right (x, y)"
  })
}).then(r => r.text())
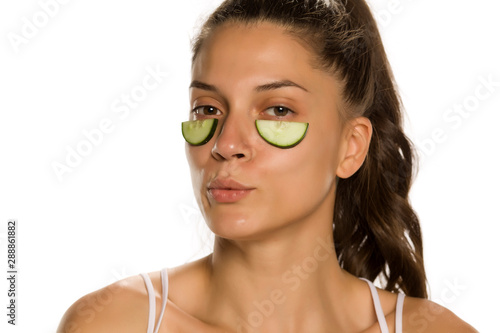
top-left (187, 22), bottom-right (347, 240)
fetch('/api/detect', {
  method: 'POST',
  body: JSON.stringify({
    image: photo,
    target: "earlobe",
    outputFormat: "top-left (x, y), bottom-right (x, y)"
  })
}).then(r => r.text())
top-left (336, 117), bottom-right (373, 179)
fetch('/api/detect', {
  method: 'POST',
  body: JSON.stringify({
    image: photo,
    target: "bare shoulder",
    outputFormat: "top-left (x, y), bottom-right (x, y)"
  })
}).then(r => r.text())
top-left (56, 259), bottom-right (220, 333)
top-left (402, 296), bottom-right (478, 333)
top-left (57, 273), bottom-right (150, 333)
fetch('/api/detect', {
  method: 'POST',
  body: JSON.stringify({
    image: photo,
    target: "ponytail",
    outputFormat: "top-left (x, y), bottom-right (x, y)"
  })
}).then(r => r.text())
top-left (334, 83), bottom-right (427, 298)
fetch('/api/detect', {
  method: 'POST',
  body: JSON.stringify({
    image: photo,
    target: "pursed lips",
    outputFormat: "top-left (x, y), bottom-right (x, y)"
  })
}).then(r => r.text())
top-left (207, 178), bottom-right (255, 203)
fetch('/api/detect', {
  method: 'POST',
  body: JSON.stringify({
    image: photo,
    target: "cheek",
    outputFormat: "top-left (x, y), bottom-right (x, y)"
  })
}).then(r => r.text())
top-left (260, 131), bottom-right (339, 206)
top-left (303, 127), bottom-right (340, 187)
top-left (186, 144), bottom-right (211, 194)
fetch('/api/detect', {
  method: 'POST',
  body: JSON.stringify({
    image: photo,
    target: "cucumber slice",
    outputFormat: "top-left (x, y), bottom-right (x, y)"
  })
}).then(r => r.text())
top-left (182, 119), bottom-right (218, 146)
top-left (255, 120), bottom-right (309, 148)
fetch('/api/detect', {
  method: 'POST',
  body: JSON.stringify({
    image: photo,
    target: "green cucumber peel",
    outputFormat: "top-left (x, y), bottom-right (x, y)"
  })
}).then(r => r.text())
top-left (181, 119), bottom-right (218, 146)
top-left (255, 120), bottom-right (309, 149)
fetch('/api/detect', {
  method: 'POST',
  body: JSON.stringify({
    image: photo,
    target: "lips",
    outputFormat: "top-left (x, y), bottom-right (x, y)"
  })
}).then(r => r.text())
top-left (207, 178), bottom-right (255, 203)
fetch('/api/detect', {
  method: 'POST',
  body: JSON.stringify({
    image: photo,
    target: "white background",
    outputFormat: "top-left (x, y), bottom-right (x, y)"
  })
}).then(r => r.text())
top-left (0, 0), bottom-right (499, 332)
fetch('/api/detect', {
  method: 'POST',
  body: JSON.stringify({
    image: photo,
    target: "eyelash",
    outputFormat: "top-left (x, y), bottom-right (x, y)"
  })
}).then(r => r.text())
top-left (192, 105), bottom-right (222, 117)
top-left (263, 106), bottom-right (295, 118)
top-left (191, 105), bottom-right (295, 118)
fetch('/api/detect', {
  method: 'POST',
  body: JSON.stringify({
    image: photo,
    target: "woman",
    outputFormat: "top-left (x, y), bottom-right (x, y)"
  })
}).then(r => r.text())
top-left (57, 0), bottom-right (477, 332)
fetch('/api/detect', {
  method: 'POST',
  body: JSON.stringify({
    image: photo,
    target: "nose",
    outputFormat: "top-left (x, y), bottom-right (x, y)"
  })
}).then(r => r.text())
top-left (211, 114), bottom-right (254, 161)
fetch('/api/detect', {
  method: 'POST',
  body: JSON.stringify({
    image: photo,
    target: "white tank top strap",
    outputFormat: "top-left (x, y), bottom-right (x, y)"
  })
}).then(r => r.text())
top-left (360, 278), bottom-right (390, 333)
top-left (140, 272), bottom-right (157, 333)
top-left (395, 292), bottom-right (405, 333)
top-left (140, 268), bottom-right (169, 333)
top-left (156, 268), bottom-right (169, 332)
top-left (359, 278), bottom-right (405, 333)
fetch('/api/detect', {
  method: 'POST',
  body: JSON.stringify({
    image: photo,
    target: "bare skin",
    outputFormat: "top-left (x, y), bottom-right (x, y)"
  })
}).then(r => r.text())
top-left (57, 257), bottom-right (477, 333)
top-left (57, 22), bottom-right (477, 333)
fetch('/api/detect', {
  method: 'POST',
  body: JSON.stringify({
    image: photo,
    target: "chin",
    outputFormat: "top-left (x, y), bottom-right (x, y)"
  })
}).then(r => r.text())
top-left (204, 212), bottom-right (274, 242)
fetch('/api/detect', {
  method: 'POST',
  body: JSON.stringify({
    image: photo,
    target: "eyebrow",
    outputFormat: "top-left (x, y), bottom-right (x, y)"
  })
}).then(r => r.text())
top-left (189, 79), bottom-right (309, 94)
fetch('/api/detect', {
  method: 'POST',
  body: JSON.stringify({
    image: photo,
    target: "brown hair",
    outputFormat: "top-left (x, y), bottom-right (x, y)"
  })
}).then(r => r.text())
top-left (191, 0), bottom-right (427, 298)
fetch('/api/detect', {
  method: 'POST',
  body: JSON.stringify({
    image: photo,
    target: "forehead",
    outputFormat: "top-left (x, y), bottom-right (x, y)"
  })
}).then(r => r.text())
top-left (190, 21), bottom-right (345, 125)
top-left (191, 21), bottom-right (318, 82)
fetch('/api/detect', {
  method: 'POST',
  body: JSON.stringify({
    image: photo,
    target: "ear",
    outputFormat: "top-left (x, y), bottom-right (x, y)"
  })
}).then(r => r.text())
top-left (336, 117), bottom-right (372, 179)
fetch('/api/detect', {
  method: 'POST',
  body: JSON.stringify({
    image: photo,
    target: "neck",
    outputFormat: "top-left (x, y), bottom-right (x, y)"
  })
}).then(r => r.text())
top-left (204, 217), bottom-right (357, 332)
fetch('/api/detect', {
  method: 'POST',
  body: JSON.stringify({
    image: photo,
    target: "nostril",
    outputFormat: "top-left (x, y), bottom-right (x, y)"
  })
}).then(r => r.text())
top-left (212, 151), bottom-right (225, 161)
top-left (235, 153), bottom-right (245, 159)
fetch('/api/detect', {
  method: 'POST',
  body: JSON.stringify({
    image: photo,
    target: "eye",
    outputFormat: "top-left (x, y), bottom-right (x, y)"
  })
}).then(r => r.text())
top-left (192, 105), bottom-right (222, 117)
top-left (264, 106), bottom-right (294, 118)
